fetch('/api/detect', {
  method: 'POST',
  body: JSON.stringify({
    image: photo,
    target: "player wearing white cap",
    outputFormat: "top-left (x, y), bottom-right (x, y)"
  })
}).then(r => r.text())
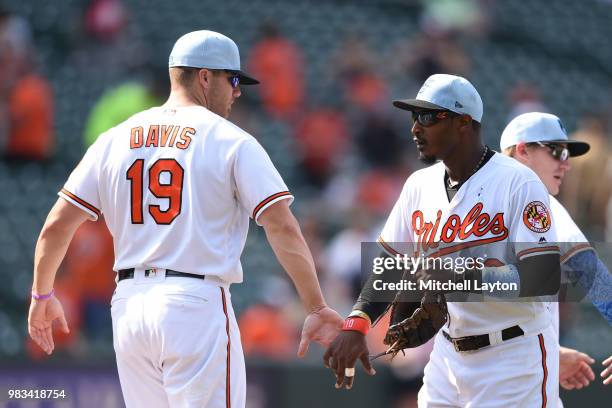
top-left (501, 112), bottom-right (612, 393)
top-left (325, 74), bottom-right (563, 407)
top-left (27, 30), bottom-right (343, 407)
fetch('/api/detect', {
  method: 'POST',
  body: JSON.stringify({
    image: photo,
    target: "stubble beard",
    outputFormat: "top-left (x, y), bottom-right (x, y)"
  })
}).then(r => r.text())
top-left (418, 151), bottom-right (438, 165)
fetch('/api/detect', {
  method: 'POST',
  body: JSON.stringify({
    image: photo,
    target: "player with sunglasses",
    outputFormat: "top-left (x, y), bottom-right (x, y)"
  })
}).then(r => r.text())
top-left (27, 30), bottom-right (343, 408)
top-left (501, 112), bottom-right (612, 396)
top-left (325, 74), bottom-right (565, 406)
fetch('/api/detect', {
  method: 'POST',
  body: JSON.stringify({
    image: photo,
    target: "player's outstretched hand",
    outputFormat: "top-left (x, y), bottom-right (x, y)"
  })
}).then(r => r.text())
top-left (559, 346), bottom-right (595, 390)
top-left (323, 331), bottom-right (376, 390)
top-left (602, 355), bottom-right (612, 385)
top-left (297, 305), bottom-right (343, 358)
top-left (28, 296), bottom-right (70, 355)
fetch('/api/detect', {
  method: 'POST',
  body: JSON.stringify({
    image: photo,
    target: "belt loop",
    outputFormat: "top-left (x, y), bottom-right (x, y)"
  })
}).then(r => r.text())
top-left (488, 330), bottom-right (503, 347)
top-left (134, 268), bottom-right (146, 280)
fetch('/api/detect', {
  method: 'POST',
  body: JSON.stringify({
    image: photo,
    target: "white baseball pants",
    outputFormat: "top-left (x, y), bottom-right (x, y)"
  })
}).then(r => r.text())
top-left (418, 324), bottom-right (559, 408)
top-left (111, 269), bottom-right (246, 408)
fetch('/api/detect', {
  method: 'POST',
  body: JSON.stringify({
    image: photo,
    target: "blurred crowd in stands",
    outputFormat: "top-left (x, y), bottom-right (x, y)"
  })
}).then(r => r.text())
top-left (2, 1), bottom-right (612, 406)
top-left (0, 9), bottom-right (53, 160)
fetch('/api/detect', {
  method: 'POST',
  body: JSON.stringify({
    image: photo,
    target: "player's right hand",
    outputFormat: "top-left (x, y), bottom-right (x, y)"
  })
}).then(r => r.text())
top-left (559, 346), bottom-right (595, 390)
top-left (323, 331), bottom-right (376, 390)
top-left (297, 305), bottom-right (343, 358)
top-left (28, 296), bottom-right (70, 355)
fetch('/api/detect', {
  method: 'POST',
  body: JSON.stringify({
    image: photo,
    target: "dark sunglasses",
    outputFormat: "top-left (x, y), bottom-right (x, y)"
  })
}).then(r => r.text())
top-left (225, 71), bottom-right (240, 88)
top-left (210, 69), bottom-right (240, 88)
top-left (531, 142), bottom-right (569, 161)
top-left (411, 110), bottom-right (457, 127)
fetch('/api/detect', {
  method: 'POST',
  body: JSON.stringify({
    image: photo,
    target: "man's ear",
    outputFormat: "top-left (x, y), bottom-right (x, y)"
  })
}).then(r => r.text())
top-left (457, 114), bottom-right (473, 131)
top-left (198, 69), bottom-right (211, 89)
top-left (514, 142), bottom-right (532, 163)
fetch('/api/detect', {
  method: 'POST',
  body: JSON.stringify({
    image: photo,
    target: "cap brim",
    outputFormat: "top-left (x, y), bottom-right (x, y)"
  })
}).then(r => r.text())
top-left (548, 140), bottom-right (590, 157)
top-left (234, 70), bottom-right (259, 85)
top-left (392, 99), bottom-right (445, 111)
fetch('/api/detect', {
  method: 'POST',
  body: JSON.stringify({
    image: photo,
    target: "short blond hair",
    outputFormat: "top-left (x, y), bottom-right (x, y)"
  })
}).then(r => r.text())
top-left (503, 146), bottom-right (516, 157)
top-left (169, 67), bottom-right (199, 88)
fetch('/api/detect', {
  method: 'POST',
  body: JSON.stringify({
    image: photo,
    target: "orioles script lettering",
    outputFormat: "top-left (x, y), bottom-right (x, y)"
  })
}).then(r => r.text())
top-left (412, 203), bottom-right (508, 253)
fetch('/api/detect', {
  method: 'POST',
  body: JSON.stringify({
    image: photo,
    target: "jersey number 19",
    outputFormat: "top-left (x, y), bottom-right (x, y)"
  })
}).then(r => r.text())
top-left (126, 158), bottom-right (184, 225)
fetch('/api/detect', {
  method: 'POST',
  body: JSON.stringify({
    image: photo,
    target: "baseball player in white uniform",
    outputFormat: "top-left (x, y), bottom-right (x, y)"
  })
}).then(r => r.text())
top-left (324, 74), bottom-right (562, 407)
top-left (501, 112), bottom-right (612, 394)
top-left (27, 30), bottom-right (343, 408)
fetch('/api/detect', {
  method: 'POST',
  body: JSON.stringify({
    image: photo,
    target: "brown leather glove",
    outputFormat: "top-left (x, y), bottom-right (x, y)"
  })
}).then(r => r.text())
top-left (379, 291), bottom-right (448, 360)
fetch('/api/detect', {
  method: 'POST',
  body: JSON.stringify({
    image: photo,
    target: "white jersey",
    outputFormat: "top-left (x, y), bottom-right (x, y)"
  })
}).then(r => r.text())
top-left (548, 195), bottom-right (592, 336)
top-left (379, 153), bottom-right (559, 337)
top-left (59, 105), bottom-right (293, 284)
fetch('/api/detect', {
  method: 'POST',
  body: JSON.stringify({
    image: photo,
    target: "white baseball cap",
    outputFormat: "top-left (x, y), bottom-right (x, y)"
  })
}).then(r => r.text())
top-left (168, 30), bottom-right (259, 85)
top-left (393, 74), bottom-right (483, 123)
top-left (500, 112), bottom-right (589, 157)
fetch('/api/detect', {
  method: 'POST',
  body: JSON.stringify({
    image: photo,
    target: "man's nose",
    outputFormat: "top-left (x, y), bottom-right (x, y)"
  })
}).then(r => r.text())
top-left (559, 159), bottom-right (571, 171)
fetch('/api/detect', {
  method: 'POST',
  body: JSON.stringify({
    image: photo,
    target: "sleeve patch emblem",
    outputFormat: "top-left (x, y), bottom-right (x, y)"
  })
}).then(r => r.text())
top-left (523, 201), bottom-right (551, 233)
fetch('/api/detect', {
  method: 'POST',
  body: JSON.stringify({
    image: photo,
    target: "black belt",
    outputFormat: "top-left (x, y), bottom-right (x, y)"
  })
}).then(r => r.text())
top-left (118, 268), bottom-right (205, 282)
top-left (443, 325), bottom-right (524, 352)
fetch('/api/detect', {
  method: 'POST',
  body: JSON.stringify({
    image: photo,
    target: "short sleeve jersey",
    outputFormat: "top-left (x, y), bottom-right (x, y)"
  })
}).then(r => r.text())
top-left (59, 106), bottom-right (293, 283)
top-left (378, 153), bottom-right (559, 337)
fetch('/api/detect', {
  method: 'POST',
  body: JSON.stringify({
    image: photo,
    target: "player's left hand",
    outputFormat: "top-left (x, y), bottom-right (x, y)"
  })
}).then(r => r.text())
top-left (28, 296), bottom-right (70, 355)
top-left (297, 305), bottom-right (343, 358)
top-left (559, 346), bottom-right (595, 390)
top-left (601, 355), bottom-right (612, 385)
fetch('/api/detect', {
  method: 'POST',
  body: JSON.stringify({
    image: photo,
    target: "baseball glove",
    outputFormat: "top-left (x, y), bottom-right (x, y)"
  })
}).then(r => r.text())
top-left (377, 290), bottom-right (448, 360)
